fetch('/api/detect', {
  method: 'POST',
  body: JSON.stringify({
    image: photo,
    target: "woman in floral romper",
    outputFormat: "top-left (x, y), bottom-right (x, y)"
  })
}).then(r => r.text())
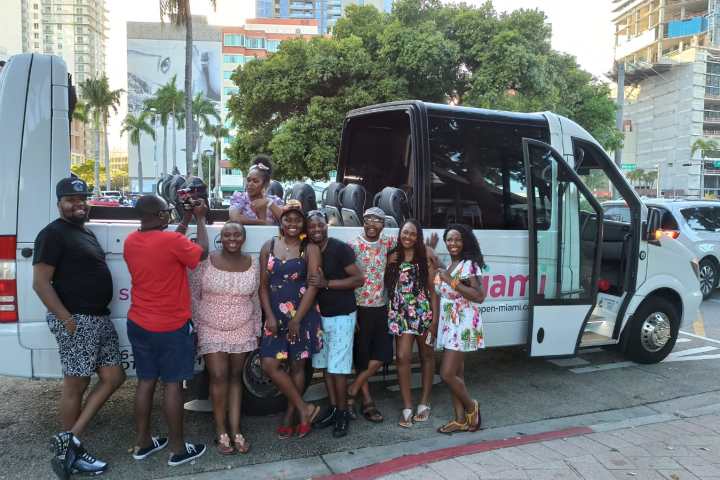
top-left (259, 200), bottom-right (322, 438)
top-left (430, 224), bottom-right (487, 434)
top-left (385, 219), bottom-right (438, 428)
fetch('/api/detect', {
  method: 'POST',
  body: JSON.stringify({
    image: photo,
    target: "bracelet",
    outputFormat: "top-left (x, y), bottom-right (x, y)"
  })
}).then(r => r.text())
top-left (450, 278), bottom-right (460, 290)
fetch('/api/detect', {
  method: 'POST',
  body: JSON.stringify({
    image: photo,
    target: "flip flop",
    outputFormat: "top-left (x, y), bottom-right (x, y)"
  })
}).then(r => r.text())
top-left (437, 419), bottom-right (469, 435)
top-left (413, 404), bottom-right (431, 422)
top-left (233, 433), bottom-right (250, 454)
top-left (398, 408), bottom-right (413, 428)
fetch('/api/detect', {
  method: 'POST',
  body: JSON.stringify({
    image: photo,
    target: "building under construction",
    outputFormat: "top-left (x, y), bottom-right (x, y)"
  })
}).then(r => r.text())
top-left (614, 0), bottom-right (720, 197)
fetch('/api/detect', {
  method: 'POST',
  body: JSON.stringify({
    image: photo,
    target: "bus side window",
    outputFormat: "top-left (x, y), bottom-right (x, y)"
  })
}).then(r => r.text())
top-left (427, 116), bottom-right (548, 230)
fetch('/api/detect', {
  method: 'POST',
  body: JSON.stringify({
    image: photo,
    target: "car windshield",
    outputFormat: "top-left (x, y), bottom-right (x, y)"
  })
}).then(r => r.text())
top-left (680, 206), bottom-right (720, 232)
top-left (603, 204), bottom-right (630, 223)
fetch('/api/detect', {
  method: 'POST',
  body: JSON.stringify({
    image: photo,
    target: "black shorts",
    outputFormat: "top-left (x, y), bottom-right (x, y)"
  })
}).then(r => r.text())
top-left (354, 305), bottom-right (393, 371)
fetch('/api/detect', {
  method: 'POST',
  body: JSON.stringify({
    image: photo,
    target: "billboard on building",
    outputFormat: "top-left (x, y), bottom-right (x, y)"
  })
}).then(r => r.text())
top-left (127, 38), bottom-right (221, 192)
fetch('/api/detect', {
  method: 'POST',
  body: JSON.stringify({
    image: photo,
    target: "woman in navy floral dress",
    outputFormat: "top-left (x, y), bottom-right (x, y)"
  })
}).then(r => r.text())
top-left (260, 200), bottom-right (322, 438)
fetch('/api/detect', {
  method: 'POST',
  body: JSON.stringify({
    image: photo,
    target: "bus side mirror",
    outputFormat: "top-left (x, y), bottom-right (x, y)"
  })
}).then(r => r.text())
top-left (645, 208), bottom-right (661, 245)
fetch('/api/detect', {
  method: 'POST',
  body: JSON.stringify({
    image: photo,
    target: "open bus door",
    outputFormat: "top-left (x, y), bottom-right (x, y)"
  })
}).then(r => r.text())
top-left (522, 139), bottom-right (603, 357)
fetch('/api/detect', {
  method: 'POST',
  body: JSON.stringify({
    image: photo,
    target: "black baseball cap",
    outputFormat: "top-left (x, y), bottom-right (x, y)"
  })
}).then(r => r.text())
top-left (56, 177), bottom-right (91, 200)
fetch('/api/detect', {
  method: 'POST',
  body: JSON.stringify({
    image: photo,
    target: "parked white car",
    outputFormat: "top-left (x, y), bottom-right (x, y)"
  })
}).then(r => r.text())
top-left (604, 199), bottom-right (720, 298)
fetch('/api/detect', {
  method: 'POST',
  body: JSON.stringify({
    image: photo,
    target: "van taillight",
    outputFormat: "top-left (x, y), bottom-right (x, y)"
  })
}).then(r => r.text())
top-left (0, 236), bottom-right (18, 323)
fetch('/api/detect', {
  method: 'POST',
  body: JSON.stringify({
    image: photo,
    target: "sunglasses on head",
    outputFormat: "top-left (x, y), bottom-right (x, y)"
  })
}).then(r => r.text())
top-left (306, 209), bottom-right (327, 221)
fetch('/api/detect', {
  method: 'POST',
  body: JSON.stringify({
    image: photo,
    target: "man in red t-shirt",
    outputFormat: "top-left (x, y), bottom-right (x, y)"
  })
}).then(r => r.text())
top-left (123, 195), bottom-right (209, 467)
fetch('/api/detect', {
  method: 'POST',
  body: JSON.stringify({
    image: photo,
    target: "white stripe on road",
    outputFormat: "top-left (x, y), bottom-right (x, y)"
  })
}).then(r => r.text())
top-left (680, 330), bottom-right (720, 345)
top-left (664, 354), bottom-right (720, 362)
top-left (570, 361), bottom-right (636, 374)
top-left (665, 346), bottom-right (718, 358)
top-left (675, 338), bottom-right (691, 343)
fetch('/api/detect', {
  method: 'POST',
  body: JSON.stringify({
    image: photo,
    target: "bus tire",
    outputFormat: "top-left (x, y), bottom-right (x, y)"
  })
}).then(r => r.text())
top-left (241, 349), bottom-right (314, 416)
top-left (625, 297), bottom-right (679, 364)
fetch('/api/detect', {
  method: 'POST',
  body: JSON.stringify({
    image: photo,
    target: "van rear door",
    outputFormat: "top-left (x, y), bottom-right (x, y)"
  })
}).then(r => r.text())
top-left (522, 138), bottom-right (603, 357)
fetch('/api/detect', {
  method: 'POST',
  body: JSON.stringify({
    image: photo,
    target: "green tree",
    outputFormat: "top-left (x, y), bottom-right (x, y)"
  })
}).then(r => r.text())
top-left (72, 100), bottom-right (89, 162)
top-left (79, 76), bottom-right (123, 193)
top-left (227, 0), bottom-right (623, 180)
top-left (71, 160), bottom-right (129, 192)
top-left (191, 93), bottom-right (220, 177)
top-left (145, 75), bottom-right (185, 175)
top-left (121, 112), bottom-right (155, 193)
top-left (159, 0), bottom-right (216, 175)
top-left (204, 123), bottom-right (229, 193)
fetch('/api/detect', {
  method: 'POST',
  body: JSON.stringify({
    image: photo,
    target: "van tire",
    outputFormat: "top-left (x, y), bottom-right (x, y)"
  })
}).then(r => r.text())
top-left (241, 349), bottom-right (314, 416)
top-left (625, 297), bottom-right (679, 364)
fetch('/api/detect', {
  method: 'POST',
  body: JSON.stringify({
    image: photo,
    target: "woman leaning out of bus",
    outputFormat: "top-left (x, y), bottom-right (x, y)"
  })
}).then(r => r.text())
top-left (228, 154), bottom-right (284, 225)
top-left (259, 200), bottom-right (323, 438)
top-left (385, 219), bottom-right (438, 428)
top-left (429, 223), bottom-right (486, 434)
top-left (190, 221), bottom-right (261, 454)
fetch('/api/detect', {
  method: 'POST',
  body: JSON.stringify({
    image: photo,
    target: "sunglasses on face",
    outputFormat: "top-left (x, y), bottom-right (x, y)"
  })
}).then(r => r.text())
top-left (363, 217), bottom-right (384, 226)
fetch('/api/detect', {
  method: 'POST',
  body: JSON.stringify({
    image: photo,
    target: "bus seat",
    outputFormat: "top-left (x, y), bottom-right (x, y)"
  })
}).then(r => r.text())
top-left (374, 187), bottom-right (409, 228)
top-left (289, 183), bottom-right (317, 213)
top-left (340, 183), bottom-right (367, 227)
top-left (322, 182), bottom-right (344, 226)
top-left (268, 180), bottom-right (284, 200)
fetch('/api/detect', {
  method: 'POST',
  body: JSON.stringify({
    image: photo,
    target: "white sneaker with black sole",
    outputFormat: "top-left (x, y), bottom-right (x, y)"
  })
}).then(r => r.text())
top-left (168, 443), bottom-right (206, 466)
top-left (132, 436), bottom-right (168, 460)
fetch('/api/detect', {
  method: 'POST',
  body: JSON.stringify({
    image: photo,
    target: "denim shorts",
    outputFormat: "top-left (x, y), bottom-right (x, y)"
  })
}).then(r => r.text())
top-left (127, 319), bottom-right (196, 382)
top-left (312, 312), bottom-right (357, 375)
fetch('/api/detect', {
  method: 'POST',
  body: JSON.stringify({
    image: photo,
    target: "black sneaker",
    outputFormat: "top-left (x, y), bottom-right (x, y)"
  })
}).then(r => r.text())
top-left (50, 432), bottom-right (78, 480)
top-left (313, 406), bottom-right (337, 429)
top-left (132, 436), bottom-right (169, 460)
top-left (72, 446), bottom-right (108, 476)
top-left (167, 443), bottom-right (206, 466)
top-left (332, 410), bottom-right (350, 438)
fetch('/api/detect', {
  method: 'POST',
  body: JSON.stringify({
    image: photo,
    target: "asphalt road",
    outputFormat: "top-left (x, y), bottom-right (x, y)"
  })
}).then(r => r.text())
top-left (4, 294), bottom-right (720, 480)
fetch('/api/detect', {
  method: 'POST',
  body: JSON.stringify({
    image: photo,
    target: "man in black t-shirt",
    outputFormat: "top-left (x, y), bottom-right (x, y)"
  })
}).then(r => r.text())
top-left (33, 177), bottom-right (126, 479)
top-left (307, 211), bottom-right (365, 438)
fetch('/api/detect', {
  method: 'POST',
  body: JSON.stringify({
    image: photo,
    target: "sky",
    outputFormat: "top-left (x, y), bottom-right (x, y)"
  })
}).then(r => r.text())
top-left (106, 0), bottom-right (615, 151)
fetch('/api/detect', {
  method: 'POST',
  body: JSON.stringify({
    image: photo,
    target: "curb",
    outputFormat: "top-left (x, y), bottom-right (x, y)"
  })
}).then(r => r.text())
top-left (314, 426), bottom-right (594, 480)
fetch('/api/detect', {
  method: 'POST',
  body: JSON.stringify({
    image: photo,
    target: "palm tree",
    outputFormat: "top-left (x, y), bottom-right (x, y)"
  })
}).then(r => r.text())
top-left (79, 76), bottom-right (123, 193)
top-left (191, 93), bottom-right (220, 176)
top-left (692, 139), bottom-right (720, 198)
top-left (159, 0), bottom-right (216, 176)
top-left (204, 123), bottom-right (229, 193)
top-left (164, 75), bottom-right (185, 172)
top-left (121, 112), bottom-right (155, 194)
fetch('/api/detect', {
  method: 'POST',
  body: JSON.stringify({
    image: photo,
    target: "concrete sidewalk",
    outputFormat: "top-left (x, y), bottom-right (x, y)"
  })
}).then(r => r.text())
top-left (177, 392), bottom-right (720, 480)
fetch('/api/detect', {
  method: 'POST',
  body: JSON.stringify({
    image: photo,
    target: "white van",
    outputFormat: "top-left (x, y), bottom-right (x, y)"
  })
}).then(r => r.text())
top-left (0, 55), bottom-right (703, 412)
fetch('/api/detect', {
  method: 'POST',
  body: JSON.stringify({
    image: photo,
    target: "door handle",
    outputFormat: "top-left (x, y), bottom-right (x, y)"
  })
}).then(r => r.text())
top-left (21, 248), bottom-right (33, 258)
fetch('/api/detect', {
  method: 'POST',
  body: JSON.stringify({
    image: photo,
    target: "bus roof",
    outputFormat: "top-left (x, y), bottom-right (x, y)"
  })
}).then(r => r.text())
top-left (347, 100), bottom-right (549, 128)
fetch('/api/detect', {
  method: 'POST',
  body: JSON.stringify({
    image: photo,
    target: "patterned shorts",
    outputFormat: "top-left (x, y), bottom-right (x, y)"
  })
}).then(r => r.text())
top-left (47, 313), bottom-right (121, 377)
top-left (312, 312), bottom-right (357, 375)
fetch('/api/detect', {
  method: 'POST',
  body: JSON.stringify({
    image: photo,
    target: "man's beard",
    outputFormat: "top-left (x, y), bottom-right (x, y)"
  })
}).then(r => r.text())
top-left (65, 213), bottom-right (88, 225)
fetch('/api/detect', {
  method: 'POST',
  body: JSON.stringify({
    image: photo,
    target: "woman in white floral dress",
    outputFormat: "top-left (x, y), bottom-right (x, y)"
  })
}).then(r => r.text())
top-left (430, 224), bottom-right (486, 434)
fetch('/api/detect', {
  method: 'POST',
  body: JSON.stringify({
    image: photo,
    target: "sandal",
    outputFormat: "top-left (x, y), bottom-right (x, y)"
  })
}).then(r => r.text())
top-left (296, 404), bottom-right (321, 439)
top-left (233, 433), bottom-right (250, 454)
top-left (215, 433), bottom-right (235, 455)
top-left (437, 419), bottom-right (469, 435)
top-left (361, 402), bottom-right (384, 423)
top-left (413, 404), bottom-right (431, 422)
top-left (398, 408), bottom-right (413, 428)
top-left (466, 399), bottom-right (481, 432)
top-left (276, 425), bottom-right (294, 440)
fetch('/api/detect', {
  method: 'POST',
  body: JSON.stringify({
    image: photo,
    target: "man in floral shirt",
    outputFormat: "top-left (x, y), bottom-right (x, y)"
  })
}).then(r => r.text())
top-left (346, 207), bottom-right (396, 423)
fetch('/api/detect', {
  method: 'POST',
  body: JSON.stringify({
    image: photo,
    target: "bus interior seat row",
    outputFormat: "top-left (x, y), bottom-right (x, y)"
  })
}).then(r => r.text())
top-left (321, 182), bottom-right (410, 228)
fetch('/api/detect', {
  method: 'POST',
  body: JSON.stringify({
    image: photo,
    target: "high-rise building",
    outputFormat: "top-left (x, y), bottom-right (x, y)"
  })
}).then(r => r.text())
top-left (127, 16), bottom-right (320, 194)
top-left (0, 0), bottom-right (108, 82)
top-left (613, 0), bottom-right (720, 197)
top-left (256, 0), bottom-right (391, 34)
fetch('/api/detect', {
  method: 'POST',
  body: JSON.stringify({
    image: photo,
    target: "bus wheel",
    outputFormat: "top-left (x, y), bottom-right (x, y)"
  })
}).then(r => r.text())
top-left (241, 349), bottom-right (314, 416)
top-left (625, 297), bottom-right (679, 364)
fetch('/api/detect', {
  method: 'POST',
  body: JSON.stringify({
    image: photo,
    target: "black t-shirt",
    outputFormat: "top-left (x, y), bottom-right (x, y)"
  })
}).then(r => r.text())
top-left (33, 219), bottom-right (113, 315)
top-left (317, 238), bottom-right (357, 317)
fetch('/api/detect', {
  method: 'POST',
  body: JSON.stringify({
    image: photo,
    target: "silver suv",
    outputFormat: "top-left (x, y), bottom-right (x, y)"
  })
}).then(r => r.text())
top-left (604, 199), bottom-right (720, 299)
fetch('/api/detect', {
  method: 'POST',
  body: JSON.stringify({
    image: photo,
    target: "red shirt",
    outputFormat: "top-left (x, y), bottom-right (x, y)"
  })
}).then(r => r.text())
top-left (123, 229), bottom-right (203, 332)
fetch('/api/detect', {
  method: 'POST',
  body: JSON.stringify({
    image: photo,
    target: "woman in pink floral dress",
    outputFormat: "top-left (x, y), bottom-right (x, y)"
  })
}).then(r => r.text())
top-left (190, 221), bottom-right (260, 455)
top-left (429, 224), bottom-right (486, 435)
